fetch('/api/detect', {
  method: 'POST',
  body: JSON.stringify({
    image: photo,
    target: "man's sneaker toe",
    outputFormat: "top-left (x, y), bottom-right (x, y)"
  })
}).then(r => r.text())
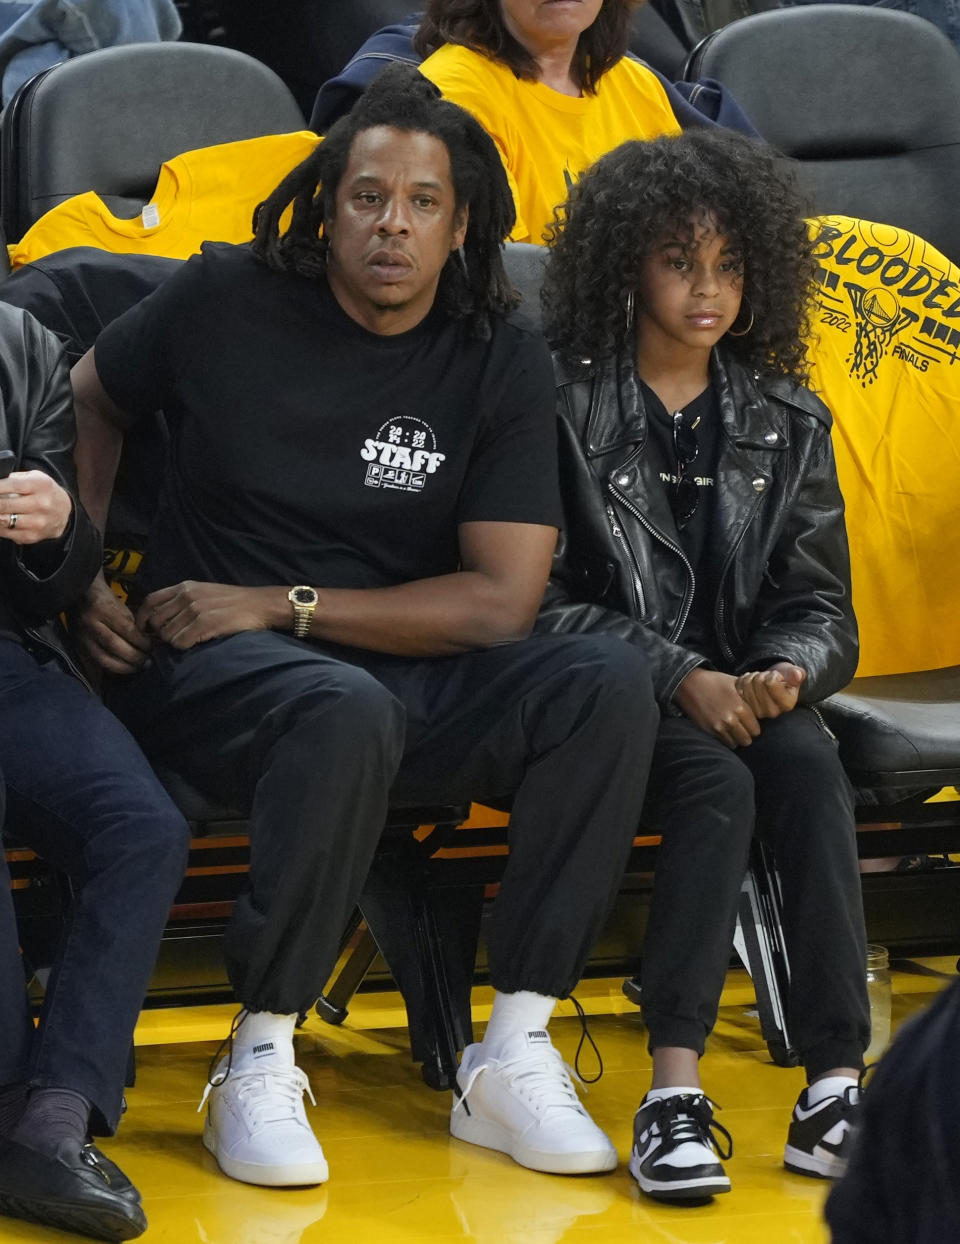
top-left (202, 1113), bottom-right (329, 1187)
top-left (201, 1061), bottom-right (329, 1187)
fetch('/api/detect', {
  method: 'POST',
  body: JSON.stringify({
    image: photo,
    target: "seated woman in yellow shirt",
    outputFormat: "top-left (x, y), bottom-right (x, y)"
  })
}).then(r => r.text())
top-left (416, 0), bottom-right (681, 244)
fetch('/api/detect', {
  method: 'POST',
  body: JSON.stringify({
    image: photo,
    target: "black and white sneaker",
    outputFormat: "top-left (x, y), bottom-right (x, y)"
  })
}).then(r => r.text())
top-left (784, 1085), bottom-right (858, 1179)
top-left (629, 1093), bottom-right (733, 1201)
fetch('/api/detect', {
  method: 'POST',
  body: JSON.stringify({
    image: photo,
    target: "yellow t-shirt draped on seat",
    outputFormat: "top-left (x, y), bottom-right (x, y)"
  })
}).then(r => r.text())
top-left (806, 215), bottom-right (960, 677)
top-left (8, 130), bottom-right (320, 267)
top-left (420, 44), bottom-right (681, 244)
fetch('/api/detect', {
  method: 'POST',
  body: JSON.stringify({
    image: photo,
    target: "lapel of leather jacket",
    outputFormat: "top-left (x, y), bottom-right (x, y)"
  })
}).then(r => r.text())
top-left (584, 355), bottom-right (678, 543)
top-left (710, 351), bottom-right (789, 599)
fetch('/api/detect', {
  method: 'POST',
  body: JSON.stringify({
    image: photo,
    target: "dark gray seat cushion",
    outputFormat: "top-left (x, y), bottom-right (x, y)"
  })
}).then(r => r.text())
top-left (154, 767), bottom-right (245, 823)
top-left (821, 666), bottom-right (960, 776)
top-left (155, 766), bottom-right (469, 833)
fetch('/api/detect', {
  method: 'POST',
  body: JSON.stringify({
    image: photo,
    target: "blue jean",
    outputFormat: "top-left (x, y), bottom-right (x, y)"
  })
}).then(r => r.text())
top-left (0, 640), bottom-right (189, 1132)
top-left (0, 0), bottom-right (181, 102)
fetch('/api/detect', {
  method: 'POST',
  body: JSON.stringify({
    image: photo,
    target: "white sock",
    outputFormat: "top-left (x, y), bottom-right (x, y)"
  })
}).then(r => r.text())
top-left (805, 1074), bottom-right (860, 1107)
top-left (231, 1010), bottom-right (297, 1068)
top-left (481, 990), bottom-right (556, 1057)
top-left (644, 1086), bottom-right (703, 1103)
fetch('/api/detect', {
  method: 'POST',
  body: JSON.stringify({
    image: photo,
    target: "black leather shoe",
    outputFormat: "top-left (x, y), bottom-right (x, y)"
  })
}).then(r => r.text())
top-left (0, 1136), bottom-right (147, 1241)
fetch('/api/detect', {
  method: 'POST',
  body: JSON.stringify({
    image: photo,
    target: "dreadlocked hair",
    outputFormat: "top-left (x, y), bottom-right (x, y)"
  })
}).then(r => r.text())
top-left (251, 62), bottom-right (518, 338)
top-left (542, 129), bottom-right (816, 383)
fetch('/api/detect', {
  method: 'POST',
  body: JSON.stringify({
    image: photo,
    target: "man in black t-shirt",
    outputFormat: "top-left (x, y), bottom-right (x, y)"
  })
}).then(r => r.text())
top-left (71, 66), bottom-right (657, 1189)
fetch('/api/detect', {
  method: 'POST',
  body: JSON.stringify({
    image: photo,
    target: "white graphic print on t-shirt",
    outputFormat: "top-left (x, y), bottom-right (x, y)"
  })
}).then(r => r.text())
top-left (360, 414), bottom-right (446, 493)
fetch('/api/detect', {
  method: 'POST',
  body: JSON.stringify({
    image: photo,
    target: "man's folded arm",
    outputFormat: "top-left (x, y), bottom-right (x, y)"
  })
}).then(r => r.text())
top-left (134, 520), bottom-right (559, 659)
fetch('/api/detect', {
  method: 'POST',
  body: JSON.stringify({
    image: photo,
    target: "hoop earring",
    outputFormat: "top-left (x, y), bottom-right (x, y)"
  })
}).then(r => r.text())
top-left (625, 289), bottom-right (635, 331)
top-left (726, 297), bottom-right (754, 338)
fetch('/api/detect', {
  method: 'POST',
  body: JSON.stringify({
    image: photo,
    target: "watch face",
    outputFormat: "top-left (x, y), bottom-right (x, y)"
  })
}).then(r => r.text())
top-left (292, 587), bottom-right (318, 606)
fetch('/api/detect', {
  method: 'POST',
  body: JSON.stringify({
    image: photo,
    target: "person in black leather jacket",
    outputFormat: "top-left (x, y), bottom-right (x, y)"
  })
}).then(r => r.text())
top-left (0, 302), bottom-right (189, 1242)
top-left (539, 130), bottom-right (870, 1203)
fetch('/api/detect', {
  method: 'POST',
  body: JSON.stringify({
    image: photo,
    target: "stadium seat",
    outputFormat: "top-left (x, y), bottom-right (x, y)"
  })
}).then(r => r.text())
top-left (0, 41), bottom-right (305, 241)
top-left (219, 0), bottom-right (419, 117)
top-left (683, 5), bottom-right (960, 264)
top-left (628, 2), bottom-right (692, 78)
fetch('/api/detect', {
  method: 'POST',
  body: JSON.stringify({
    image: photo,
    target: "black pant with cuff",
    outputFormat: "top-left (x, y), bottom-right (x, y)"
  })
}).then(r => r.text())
top-left (110, 630), bottom-right (657, 1015)
top-left (639, 708), bottom-right (870, 1080)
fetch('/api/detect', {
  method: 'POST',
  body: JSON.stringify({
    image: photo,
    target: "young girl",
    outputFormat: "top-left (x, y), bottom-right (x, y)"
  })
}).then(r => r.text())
top-left (539, 129), bottom-right (869, 1201)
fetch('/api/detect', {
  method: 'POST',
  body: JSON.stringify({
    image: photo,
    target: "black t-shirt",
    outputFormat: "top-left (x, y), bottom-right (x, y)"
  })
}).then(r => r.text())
top-left (94, 243), bottom-right (562, 596)
top-left (638, 377), bottom-right (723, 667)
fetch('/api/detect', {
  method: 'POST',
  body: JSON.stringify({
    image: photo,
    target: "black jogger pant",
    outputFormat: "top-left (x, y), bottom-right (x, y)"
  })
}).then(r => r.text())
top-left (110, 630), bottom-right (657, 1015)
top-left (639, 708), bottom-right (870, 1080)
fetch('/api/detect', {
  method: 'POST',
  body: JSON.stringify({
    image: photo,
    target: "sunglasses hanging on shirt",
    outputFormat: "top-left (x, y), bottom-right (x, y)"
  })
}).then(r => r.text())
top-left (672, 411), bottom-right (701, 530)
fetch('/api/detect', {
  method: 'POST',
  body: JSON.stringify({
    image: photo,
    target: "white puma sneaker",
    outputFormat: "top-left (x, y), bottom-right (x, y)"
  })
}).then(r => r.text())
top-left (450, 1029), bottom-right (617, 1175)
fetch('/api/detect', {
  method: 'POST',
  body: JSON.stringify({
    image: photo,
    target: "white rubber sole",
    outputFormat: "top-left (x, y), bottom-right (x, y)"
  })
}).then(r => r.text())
top-left (783, 1143), bottom-right (846, 1180)
top-left (203, 1119), bottom-right (329, 1187)
top-left (629, 1150), bottom-right (731, 1200)
top-left (450, 1110), bottom-right (618, 1175)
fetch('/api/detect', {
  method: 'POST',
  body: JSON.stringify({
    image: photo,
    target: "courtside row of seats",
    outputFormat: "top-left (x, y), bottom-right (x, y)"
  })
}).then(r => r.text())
top-left (2, 5), bottom-right (958, 1082)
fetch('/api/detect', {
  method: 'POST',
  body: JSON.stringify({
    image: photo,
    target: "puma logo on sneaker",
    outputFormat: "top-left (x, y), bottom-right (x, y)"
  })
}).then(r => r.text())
top-left (251, 1043), bottom-right (275, 1058)
top-left (526, 1030), bottom-right (549, 1042)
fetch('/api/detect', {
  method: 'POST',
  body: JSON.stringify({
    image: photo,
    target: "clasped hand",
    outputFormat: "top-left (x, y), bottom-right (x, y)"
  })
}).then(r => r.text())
top-left (0, 470), bottom-right (72, 543)
top-left (675, 662), bottom-right (806, 748)
top-left (76, 576), bottom-right (275, 675)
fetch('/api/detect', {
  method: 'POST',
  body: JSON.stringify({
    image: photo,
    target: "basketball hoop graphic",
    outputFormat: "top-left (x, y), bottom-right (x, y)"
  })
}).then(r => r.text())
top-left (844, 282), bottom-right (918, 386)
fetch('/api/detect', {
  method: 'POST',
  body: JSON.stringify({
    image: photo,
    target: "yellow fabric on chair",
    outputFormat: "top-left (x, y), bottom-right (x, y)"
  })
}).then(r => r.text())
top-left (8, 130), bottom-right (320, 267)
top-left (807, 215), bottom-right (960, 678)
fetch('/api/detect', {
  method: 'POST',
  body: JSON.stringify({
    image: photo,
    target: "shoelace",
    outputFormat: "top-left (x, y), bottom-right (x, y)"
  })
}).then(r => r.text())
top-left (652, 1094), bottom-right (734, 1161)
top-left (455, 1041), bottom-right (585, 1120)
top-left (204, 1007), bottom-right (247, 1089)
top-left (570, 996), bottom-right (604, 1085)
top-left (197, 1063), bottom-right (316, 1124)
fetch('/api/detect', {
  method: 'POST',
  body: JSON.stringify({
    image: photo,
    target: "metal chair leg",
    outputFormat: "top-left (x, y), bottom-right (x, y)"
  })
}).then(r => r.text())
top-left (734, 840), bottom-right (798, 1067)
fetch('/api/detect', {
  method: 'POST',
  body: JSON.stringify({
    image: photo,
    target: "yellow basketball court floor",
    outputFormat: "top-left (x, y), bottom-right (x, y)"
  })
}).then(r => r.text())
top-left (3, 958), bottom-right (954, 1244)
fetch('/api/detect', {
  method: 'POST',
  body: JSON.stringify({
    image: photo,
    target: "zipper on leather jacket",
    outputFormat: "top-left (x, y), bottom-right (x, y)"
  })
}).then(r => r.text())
top-left (605, 504), bottom-right (645, 617)
top-left (714, 494), bottom-right (764, 666)
top-left (608, 483), bottom-right (695, 641)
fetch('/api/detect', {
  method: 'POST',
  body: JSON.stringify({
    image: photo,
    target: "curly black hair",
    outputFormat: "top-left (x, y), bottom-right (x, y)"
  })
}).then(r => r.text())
top-left (251, 63), bottom-right (518, 338)
top-left (542, 129), bottom-right (816, 380)
top-left (414, 0), bottom-right (637, 94)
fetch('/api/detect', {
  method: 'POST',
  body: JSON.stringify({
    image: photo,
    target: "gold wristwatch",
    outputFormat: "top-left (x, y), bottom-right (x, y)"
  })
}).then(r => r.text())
top-left (287, 585), bottom-right (319, 638)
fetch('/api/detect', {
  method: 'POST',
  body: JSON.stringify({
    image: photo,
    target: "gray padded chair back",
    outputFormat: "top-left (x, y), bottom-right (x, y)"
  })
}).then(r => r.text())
top-left (503, 242), bottom-right (548, 332)
top-left (684, 6), bottom-right (960, 264)
top-left (222, 0), bottom-right (419, 114)
top-left (628, 4), bottom-right (691, 78)
top-left (0, 42), bottom-right (306, 239)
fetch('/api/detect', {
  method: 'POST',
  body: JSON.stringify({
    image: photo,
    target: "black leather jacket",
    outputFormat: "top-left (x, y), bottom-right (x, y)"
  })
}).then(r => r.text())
top-left (537, 349), bottom-right (859, 708)
top-left (0, 303), bottom-right (101, 680)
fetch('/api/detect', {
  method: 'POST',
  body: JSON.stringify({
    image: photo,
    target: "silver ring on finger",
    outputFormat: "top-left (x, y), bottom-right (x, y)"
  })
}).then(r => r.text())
top-left (8, 513), bottom-right (18, 530)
